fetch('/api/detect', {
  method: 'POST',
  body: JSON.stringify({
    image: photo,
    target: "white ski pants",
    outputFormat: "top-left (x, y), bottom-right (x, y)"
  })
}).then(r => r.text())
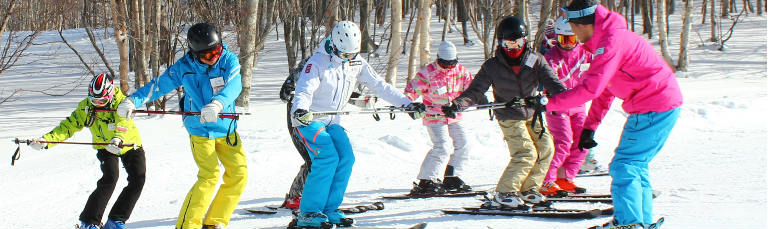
top-left (417, 122), bottom-right (471, 180)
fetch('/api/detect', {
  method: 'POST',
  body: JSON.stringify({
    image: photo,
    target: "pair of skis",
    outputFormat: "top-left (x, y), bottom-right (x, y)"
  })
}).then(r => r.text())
top-left (246, 201), bottom-right (385, 215)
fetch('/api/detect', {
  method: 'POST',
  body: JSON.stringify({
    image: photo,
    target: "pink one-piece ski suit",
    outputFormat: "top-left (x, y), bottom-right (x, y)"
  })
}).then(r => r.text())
top-left (543, 44), bottom-right (593, 182)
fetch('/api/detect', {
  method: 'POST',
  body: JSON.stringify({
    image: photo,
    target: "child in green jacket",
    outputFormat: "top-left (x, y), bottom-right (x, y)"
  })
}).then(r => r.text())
top-left (29, 73), bottom-right (145, 229)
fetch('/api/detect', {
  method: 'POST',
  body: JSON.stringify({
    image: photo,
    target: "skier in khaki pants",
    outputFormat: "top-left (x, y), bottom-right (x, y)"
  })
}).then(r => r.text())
top-left (443, 16), bottom-right (565, 209)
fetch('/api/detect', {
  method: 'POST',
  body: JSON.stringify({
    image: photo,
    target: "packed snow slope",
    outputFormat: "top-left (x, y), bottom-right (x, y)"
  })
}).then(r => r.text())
top-left (0, 8), bottom-right (766, 229)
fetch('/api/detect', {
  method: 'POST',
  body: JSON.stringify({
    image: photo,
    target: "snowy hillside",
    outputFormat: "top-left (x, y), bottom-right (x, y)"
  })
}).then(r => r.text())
top-left (0, 5), bottom-right (766, 229)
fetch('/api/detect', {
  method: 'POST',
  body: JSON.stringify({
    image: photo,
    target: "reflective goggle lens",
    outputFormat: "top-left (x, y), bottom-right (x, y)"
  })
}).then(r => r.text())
top-left (339, 52), bottom-right (357, 60)
top-left (501, 38), bottom-right (525, 50)
top-left (89, 96), bottom-right (109, 106)
top-left (557, 35), bottom-right (579, 46)
top-left (195, 43), bottom-right (223, 61)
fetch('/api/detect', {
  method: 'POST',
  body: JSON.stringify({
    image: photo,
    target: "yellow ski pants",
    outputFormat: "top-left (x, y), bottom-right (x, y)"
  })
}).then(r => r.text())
top-left (496, 119), bottom-right (554, 193)
top-left (176, 133), bottom-right (248, 229)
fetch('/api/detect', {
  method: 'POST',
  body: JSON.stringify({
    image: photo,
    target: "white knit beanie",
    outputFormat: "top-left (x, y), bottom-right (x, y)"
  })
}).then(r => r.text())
top-left (437, 41), bottom-right (457, 60)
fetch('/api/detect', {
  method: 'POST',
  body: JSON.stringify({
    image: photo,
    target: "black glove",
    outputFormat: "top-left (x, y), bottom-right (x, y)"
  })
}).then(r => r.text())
top-left (405, 102), bottom-right (427, 120)
top-left (505, 97), bottom-right (525, 108)
top-left (292, 109), bottom-right (313, 126)
top-left (441, 102), bottom-right (462, 119)
top-left (578, 129), bottom-right (598, 151)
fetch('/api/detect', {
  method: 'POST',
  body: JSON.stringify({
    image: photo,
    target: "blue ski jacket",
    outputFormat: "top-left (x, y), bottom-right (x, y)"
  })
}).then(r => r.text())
top-left (129, 43), bottom-right (242, 139)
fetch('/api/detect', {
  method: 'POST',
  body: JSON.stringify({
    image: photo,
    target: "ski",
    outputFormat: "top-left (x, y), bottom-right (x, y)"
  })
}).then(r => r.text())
top-left (576, 171), bottom-right (609, 177)
top-left (246, 202), bottom-right (384, 215)
top-left (382, 190), bottom-right (486, 200)
top-left (549, 190), bottom-right (661, 203)
top-left (463, 206), bottom-right (613, 216)
top-left (442, 207), bottom-right (602, 219)
top-left (351, 222), bottom-right (428, 229)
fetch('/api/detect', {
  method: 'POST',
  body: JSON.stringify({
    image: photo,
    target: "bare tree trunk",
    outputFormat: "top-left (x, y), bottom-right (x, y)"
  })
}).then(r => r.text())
top-left (702, 0), bottom-right (708, 24)
top-left (643, 0), bottom-right (654, 38)
top-left (418, 0), bottom-right (432, 69)
top-left (111, 0), bottom-right (130, 94)
top-left (722, 0), bottom-right (731, 17)
top-left (757, 0), bottom-right (764, 15)
top-left (677, 0), bottom-right (693, 71)
top-left (386, 0), bottom-right (402, 85)
top-left (535, 0), bottom-right (553, 53)
top-left (407, 2), bottom-right (422, 84)
top-left (441, 0), bottom-right (451, 41)
top-left (710, 0), bottom-right (719, 41)
top-left (132, 0), bottom-right (148, 88)
top-left (236, 0), bottom-right (260, 109)
top-left (456, 0), bottom-right (470, 44)
top-left (151, 0), bottom-right (160, 80)
top-left (656, 0), bottom-right (674, 67)
top-left (325, 0), bottom-right (340, 37)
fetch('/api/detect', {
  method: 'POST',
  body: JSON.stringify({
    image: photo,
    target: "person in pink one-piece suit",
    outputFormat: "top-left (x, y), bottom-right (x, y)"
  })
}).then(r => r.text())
top-left (539, 17), bottom-right (594, 197)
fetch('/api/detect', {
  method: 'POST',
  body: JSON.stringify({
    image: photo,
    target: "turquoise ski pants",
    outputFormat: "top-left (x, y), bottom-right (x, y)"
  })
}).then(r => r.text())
top-left (295, 122), bottom-right (354, 214)
top-left (611, 108), bottom-right (679, 226)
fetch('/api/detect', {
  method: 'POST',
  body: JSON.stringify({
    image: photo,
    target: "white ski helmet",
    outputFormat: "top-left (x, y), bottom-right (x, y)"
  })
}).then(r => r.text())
top-left (554, 17), bottom-right (574, 36)
top-left (330, 21), bottom-right (362, 54)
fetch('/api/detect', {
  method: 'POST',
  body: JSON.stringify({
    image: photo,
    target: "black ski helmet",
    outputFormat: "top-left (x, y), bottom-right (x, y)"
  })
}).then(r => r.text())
top-left (187, 23), bottom-right (221, 52)
top-left (496, 16), bottom-right (528, 41)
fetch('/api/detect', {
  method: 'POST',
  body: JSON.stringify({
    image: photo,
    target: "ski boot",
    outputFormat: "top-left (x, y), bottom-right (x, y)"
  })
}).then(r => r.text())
top-left (521, 189), bottom-right (552, 208)
top-left (78, 221), bottom-right (102, 229)
top-left (443, 176), bottom-right (472, 193)
top-left (588, 218), bottom-right (644, 229)
top-left (327, 210), bottom-right (354, 227)
top-left (409, 179), bottom-right (446, 195)
top-left (482, 192), bottom-right (530, 211)
top-left (579, 154), bottom-right (605, 174)
top-left (201, 223), bottom-right (225, 229)
top-left (556, 178), bottom-right (587, 194)
top-left (290, 212), bottom-right (332, 229)
top-left (284, 195), bottom-right (302, 210)
top-left (539, 181), bottom-right (568, 197)
top-left (103, 219), bottom-right (125, 229)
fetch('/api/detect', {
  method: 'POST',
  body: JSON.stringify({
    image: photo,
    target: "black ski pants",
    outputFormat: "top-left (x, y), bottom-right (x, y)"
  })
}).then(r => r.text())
top-left (80, 147), bottom-right (146, 225)
top-left (286, 102), bottom-right (311, 200)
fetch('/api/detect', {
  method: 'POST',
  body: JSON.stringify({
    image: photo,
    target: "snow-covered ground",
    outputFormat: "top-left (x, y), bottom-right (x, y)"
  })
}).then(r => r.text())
top-left (0, 6), bottom-right (766, 229)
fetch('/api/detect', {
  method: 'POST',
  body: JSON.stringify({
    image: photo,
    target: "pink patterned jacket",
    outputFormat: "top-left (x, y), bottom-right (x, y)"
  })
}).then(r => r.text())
top-left (404, 63), bottom-right (474, 125)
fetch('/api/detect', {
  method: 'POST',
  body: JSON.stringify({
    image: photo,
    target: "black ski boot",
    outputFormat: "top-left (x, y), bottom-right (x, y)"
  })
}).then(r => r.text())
top-left (443, 176), bottom-right (472, 193)
top-left (409, 179), bottom-right (446, 195)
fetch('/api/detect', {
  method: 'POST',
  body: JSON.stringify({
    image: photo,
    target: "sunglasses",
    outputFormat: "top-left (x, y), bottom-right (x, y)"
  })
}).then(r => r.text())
top-left (194, 43), bottom-right (223, 62)
top-left (557, 34), bottom-right (579, 46)
top-left (501, 38), bottom-right (525, 50)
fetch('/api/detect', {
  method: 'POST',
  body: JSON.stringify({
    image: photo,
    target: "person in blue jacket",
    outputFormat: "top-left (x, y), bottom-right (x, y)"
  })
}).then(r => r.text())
top-left (290, 21), bottom-right (426, 228)
top-left (116, 23), bottom-right (246, 229)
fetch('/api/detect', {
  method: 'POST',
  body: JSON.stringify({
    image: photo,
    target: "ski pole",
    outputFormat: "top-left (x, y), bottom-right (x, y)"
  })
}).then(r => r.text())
top-left (93, 109), bottom-right (249, 120)
top-left (312, 106), bottom-right (418, 121)
top-left (10, 138), bottom-right (135, 166)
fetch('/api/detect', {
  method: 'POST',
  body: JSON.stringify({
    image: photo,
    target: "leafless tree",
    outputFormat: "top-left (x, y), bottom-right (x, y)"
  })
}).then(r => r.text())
top-left (418, 0), bottom-right (432, 69)
top-left (235, 0), bottom-right (260, 109)
top-left (677, 0), bottom-right (694, 71)
top-left (656, 0), bottom-right (675, 67)
top-left (386, 0), bottom-right (403, 85)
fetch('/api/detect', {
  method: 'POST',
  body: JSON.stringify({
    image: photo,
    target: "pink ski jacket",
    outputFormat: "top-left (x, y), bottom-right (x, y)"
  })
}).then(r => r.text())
top-left (404, 63), bottom-right (474, 125)
top-left (546, 5), bottom-right (683, 130)
top-left (544, 44), bottom-right (592, 114)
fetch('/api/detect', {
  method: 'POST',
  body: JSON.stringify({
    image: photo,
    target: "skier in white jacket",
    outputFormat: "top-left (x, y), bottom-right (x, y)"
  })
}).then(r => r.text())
top-left (289, 21), bottom-right (426, 228)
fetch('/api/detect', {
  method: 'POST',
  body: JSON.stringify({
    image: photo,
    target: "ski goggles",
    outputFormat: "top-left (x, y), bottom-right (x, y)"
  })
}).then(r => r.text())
top-left (194, 43), bottom-right (223, 62)
top-left (557, 34), bottom-right (579, 46)
top-left (437, 58), bottom-right (458, 69)
top-left (560, 5), bottom-right (598, 21)
top-left (89, 94), bottom-right (113, 107)
top-left (335, 50), bottom-right (358, 61)
top-left (501, 38), bottom-right (525, 50)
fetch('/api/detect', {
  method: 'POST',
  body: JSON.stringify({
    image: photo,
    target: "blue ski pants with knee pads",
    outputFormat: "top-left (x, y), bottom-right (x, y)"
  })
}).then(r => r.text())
top-left (295, 122), bottom-right (355, 215)
top-left (610, 108), bottom-right (679, 226)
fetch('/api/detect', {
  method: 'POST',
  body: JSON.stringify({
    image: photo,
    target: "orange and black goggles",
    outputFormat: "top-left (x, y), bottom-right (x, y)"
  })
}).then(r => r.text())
top-left (557, 34), bottom-right (579, 46)
top-left (193, 43), bottom-right (223, 61)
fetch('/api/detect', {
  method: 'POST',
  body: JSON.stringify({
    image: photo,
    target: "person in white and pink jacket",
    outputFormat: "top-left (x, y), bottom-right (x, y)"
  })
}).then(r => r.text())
top-left (404, 41), bottom-right (475, 195)
top-left (539, 17), bottom-right (593, 197)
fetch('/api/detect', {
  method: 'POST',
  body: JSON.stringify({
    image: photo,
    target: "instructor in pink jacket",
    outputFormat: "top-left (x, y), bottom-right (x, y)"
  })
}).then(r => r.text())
top-left (548, 1), bottom-right (682, 228)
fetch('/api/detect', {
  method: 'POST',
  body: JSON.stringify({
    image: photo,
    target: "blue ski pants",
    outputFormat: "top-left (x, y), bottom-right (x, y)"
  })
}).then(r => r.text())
top-left (610, 108), bottom-right (679, 226)
top-left (296, 122), bottom-right (354, 214)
